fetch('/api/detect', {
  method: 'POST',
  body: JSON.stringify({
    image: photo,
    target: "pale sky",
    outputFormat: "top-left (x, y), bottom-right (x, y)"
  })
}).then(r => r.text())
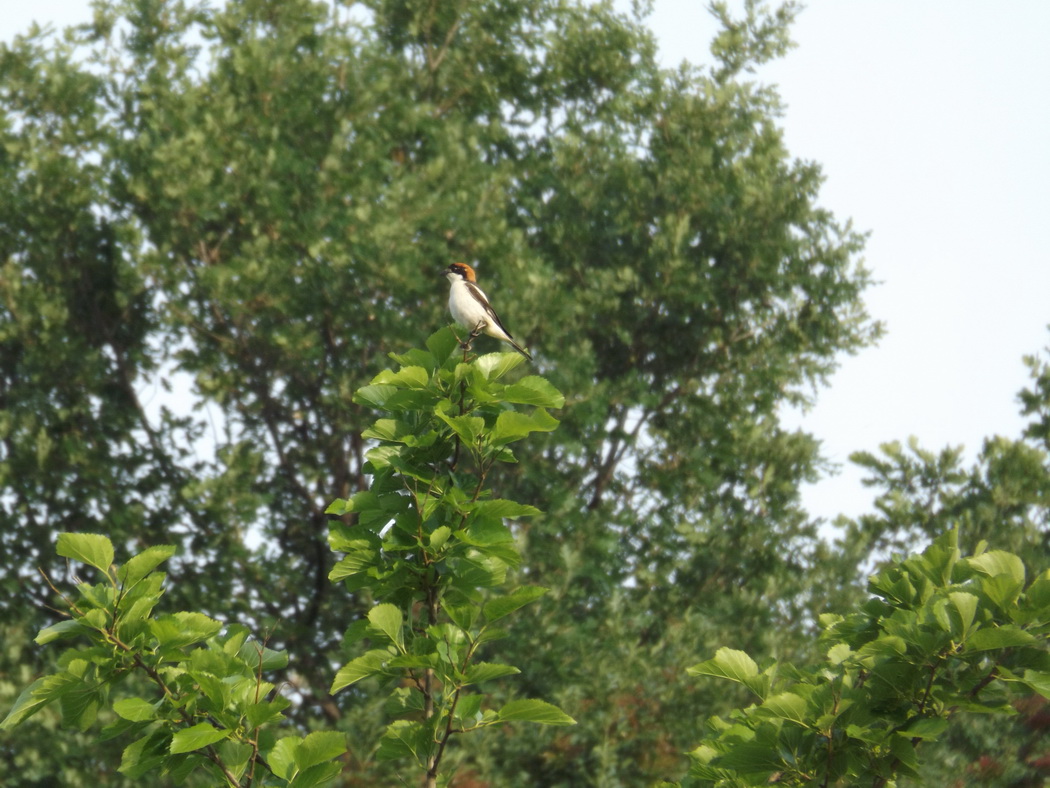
top-left (4, 1), bottom-right (1049, 525)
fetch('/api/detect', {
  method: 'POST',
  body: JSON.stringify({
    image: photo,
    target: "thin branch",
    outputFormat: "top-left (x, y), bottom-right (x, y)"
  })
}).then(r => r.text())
top-left (427, 18), bottom-right (463, 74)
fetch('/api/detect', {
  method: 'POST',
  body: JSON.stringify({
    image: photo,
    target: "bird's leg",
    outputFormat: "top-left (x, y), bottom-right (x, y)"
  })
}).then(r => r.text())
top-left (449, 326), bottom-right (471, 350)
top-left (452, 322), bottom-right (486, 362)
top-left (458, 321), bottom-right (485, 352)
top-left (451, 322), bottom-right (483, 362)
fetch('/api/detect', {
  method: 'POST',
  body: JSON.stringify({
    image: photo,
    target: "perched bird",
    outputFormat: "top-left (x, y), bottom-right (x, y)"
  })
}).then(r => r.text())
top-left (443, 262), bottom-right (532, 360)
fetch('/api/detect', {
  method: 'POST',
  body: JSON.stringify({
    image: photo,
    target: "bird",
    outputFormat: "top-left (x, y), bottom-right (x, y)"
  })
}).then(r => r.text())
top-left (443, 262), bottom-right (532, 360)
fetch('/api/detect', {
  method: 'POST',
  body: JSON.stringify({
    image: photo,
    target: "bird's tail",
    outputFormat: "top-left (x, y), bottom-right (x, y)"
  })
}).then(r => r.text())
top-left (510, 339), bottom-right (533, 361)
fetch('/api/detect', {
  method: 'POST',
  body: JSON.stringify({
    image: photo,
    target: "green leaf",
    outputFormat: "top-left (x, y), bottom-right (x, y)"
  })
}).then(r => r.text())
top-left (246, 696), bottom-right (291, 729)
top-left (330, 650), bottom-right (393, 693)
top-left (688, 648), bottom-right (760, 687)
top-left (353, 383), bottom-right (398, 409)
top-left (113, 697), bottom-right (158, 722)
top-left (388, 654), bottom-right (436, 670)
top-left (329, 546), bottom-right (379, 582)
top-left (715, 741), bottom-right (786, 773)
top-left (181, 611), bottom-right (226, 640)
top-left (496, 698), bottom-right (575, 725)
top-left (362, 418), bottom-right (414, 442)
top-left (472, 499), bottom-right (542, 521)
top-left (295, 730), bottom-right (347, 771)
top-left (490, 408), bottom-right (560, 445)
top-left (388, 346), bottom-right (438, 371)
top-left (288, 762), bottom-right (343, 788)
top-left (889, 732), bottom-right (920, 775)
top-left (329, 522), bottom-right (382, 552)
top-left (965, 625), bottom-right (1037, 651)
top-left (981, 573), bottom-right (1025, 609)
top-left (217, 740), bottom-right (253, 777)
top-left (857, 634), bottom-right (907, 660)
top-left (949, 591), bottom-right (978, 638)
top-left (151, 612), bottom-right (223, 648)
top-left (455, 553), bottom-right (510, 587)
top-left (236, 639), bottom-right (289, 671)
top-left (968, 550), bottom-right (1025, 586)
top-left (436, 410), bottom-right (485, 445)
top-left (56, 532), bottom-right (114, 574)
top-left (483, 586), bottom-right (548, 623)
top-left (1025, 569), bottom-right (1050, 610)
top-left (60, 684), bottom-right (100, 731)
top-left (119, 731), bottom-right (169, 778)
top-left (899, 716), bottom-right (949, 740)
top-left (372, 365), bottom-right (429, 388)
top-left (119, 544), bottom-right (177, 585)
top-left (333, 490), bottom-right (403, 530)
top-left (500, 376), bottom-right (565, 407)
top-left (470, 626), bottom-right (508, 651)
top-left (462, 662), bottom-right (520, 686)
top-left (190, 670), bottom-right (226, 706)
top-left (169, 722), bottom-right (230, 754)
top-left (268, 735), bottom-right (301, 780)
top-left (222, 625), bottom-right (249, 654)
top-left (368, 604), bottom-right (404, 651)
top-left (460, 518), bottom-right (514, 546)
top-left (1, 676), bottom-right (69, 729)
top-left (845, 722), bottom-right (884, 745)
top-left (758, 692), bottom-right (807, 724)
top-left (443, 600), bottom-right (478, 631)
top-left (474, 352), bottom-right (525, 380)
top-left (827, 643), bottom-right (852, 666)
top-left (325, 498), bottom-right (350, 516)
top-left (35, 619), bottom-right (86, 645)
top-left (1021, 669), bottom-right (1050, 699)
top-left (429, 525), bottom-right (452, 549)
top-left (98, 716), bottom-right (142, 744)
top-left (455, 692), bottom-right (484, 723)
top-left (375, 719), bottom-right (429, 763)
top-left (426, 327), bottom-right (459, 363)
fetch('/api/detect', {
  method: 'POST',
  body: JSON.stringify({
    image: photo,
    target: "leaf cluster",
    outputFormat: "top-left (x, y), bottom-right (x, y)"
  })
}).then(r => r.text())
top-left (680, 529), bottom-right (1050, 786)
top-left (325, 329), bottom-right (573, 781)
top-left (2, 534), bottom-right (343, 787)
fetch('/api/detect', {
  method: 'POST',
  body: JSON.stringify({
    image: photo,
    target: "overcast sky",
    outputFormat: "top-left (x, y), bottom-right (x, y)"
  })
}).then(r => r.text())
top-left (4, 1), bottom-right (1049, 525)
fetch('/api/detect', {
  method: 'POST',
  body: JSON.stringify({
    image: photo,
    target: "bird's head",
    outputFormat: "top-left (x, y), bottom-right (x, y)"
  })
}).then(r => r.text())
top-left (444, 262), bottom-right (477, 283)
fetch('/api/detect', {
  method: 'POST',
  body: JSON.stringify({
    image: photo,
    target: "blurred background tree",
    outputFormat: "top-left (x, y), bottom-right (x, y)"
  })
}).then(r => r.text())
top-left (5, 1), bottom-right (1040, 785)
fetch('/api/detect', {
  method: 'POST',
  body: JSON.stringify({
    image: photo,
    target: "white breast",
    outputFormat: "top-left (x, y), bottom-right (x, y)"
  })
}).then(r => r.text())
top-left (448, 278), bottom-right (490, 329)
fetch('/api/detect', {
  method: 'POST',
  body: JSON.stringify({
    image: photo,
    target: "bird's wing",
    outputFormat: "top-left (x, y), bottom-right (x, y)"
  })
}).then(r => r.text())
top-left (465, 281), bottom-right (515, 337)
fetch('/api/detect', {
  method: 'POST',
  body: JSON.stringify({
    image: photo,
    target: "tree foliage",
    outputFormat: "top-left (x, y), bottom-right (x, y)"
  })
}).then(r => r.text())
top-left (3, 336), bottom-right (573, 786)
top-left (811, 343), bottom-right (1050, 786)
top-left (325, 333), bottom-right (574, 785)
top-left (680, 529), bottom-right (1050, 786)
top-left (1, 0), bottom-right (892, 784)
